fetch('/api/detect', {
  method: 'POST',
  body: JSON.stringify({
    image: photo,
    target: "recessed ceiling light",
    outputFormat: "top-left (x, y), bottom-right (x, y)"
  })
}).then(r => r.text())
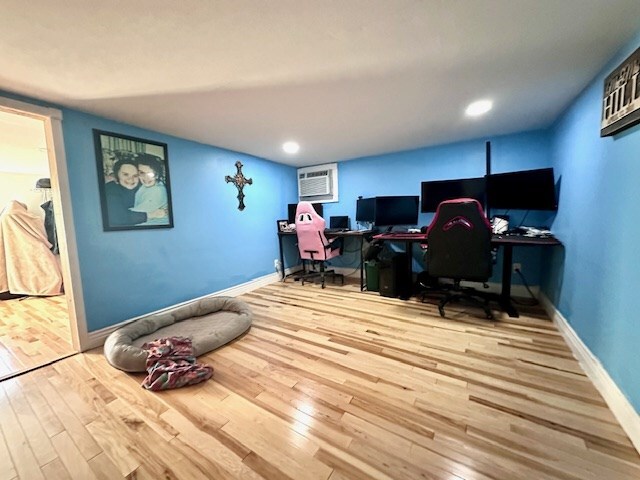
top-left (465, 100), bottom-right (493, 117)
top-left (282, 141), bottom-right (300, 154)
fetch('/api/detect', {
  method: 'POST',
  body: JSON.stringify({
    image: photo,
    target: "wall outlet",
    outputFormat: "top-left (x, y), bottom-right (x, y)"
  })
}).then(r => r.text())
top-left (274, 259), bottom-right (282, 271)
top-left (513, 263), bottom-right (522, 273)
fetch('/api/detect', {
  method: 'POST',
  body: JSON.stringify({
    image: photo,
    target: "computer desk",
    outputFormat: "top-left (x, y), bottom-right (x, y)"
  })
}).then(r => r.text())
top-left (372, 232), bottom-right (562, 317)
top-left (277, 229), bottom-right (373, 291)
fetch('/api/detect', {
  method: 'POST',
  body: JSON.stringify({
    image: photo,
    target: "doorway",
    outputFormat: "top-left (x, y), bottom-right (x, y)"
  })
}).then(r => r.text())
top-left (0, 96), bottom-right (87, 379)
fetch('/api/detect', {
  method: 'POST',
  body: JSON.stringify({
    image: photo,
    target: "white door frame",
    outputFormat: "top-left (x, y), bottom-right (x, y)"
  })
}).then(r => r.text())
top-left (0, 96), bottom-right (88, 351)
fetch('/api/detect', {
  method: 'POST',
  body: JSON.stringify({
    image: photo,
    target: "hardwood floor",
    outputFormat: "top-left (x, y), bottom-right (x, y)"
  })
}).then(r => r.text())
top-left (1, 281), bottom-right (639, 479)
top-left (0, 295), bottom-right (73, 379)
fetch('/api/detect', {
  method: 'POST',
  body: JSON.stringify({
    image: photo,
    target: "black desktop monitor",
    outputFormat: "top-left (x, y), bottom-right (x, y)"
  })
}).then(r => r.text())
top-left (487, 168), bottom-right (557, 210)
top-left (355, 197), bottom-right (375, 222)
top-left (314, 203), bottom-right (324, 218)
top-left (420, 177), bottom-right (486, 212)
top-left (288, 202), bottom-right (323, 223)
top-left (374, 196), bottom-right (419, 226)
top-left (329, 216), bottom-right (349, 229)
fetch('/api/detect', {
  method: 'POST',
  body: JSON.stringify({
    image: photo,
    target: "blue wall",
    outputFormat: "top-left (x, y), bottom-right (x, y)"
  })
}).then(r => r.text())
top-left (324, 130), bottom-right (555, 285)
top-left (543, 31), bottom-right (640, 412)
top-left (62, 111), bottom-right (298, 331)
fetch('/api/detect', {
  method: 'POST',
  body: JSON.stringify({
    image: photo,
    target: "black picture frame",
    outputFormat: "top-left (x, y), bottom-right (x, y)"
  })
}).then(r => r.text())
top-left (277, 219), bottom-right (290, 232)
top-left (601, 46), bottom-right (640, 137)
top-left (93, 129), bottom-right (174, 231)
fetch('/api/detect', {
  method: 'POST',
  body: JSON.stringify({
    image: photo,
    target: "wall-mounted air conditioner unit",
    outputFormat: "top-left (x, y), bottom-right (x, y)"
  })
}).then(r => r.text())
top-left (297, 163), bottom-right (338, 202)
top-left (299, 169), bottom-right (330, 197)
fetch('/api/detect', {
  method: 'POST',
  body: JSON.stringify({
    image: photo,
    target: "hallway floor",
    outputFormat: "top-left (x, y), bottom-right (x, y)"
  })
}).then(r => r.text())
top-left (0, 295), bottom-right (74, 380)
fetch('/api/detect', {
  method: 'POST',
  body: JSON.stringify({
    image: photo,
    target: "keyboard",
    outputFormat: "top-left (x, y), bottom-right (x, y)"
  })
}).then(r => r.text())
top-left (325, 228), bottom-right (349, 233)
top-left (373, 232), bottom-right (428, 240)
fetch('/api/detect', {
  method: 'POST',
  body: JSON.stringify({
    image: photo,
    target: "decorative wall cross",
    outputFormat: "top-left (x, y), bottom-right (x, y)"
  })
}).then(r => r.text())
top-left (225, 161), bottom-right (253, 211)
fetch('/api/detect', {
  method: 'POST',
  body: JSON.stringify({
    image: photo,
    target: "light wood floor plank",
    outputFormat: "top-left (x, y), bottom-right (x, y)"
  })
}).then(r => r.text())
top-left (160, 408), bottom-right (264, 480)
top-left (1, 280), bottom-right (638, 479)
top-left (35, 371), bottom-right (102, 460)
top-left (0, 295), bottom-right (74, 379)
top-left (87, 452), bottom-right (123, 480)
top-left (0, 422), bottom-right (16, 480)
top-left (2, 378), bottom-right (57, 466)
top-left (39, 457), bottom-right (72, 480)
top-left (0, 382), bottom-right (44, 480)
top-left (15, 381), bottom-right (65, 442)
top-left (50, 431), bottom-right (98, 480)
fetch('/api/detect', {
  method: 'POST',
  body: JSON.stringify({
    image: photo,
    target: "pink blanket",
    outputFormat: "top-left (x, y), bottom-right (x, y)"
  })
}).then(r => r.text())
top-left (141, 337), bottom-right (213, 391)
top-left (0, 201), bottom-right (63, 296)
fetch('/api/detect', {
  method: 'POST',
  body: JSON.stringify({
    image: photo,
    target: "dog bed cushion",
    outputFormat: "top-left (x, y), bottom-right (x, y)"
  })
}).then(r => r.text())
top-left (104, 296), bottom-right (252, 372)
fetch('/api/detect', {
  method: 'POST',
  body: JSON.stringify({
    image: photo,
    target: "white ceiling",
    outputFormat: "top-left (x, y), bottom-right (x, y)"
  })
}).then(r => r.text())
top-left (1, 1), bottom-right (639, 167)
top-left (0, 111), bottom-right (48, 175)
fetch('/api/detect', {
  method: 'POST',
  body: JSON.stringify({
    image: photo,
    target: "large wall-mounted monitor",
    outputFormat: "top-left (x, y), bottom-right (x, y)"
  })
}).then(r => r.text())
top-left (288, 202), bottom-right (323, 223)
top-left (487, 168), bottom-right (557, 210)
top-left (374, 196), bottom-right (419, 226)
top-left (420, 177), bottom-right (486, 212)
top-left (355, 197), bottom-right (376, 222)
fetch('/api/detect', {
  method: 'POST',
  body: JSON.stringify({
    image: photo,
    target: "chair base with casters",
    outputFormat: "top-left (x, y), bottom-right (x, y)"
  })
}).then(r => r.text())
top-left (300, 261), bottom-right (344, 289)
top-left (437, 280), bottom-right (494, 320)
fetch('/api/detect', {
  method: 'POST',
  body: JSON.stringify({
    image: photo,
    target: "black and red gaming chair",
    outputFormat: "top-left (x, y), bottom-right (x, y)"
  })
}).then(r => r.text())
top-left (426, 198), bottom-right (494, 319)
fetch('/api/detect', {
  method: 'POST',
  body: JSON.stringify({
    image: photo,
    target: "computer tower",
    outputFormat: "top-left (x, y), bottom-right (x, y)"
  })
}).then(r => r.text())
top-left (378, 253), bottom-right (411, 299)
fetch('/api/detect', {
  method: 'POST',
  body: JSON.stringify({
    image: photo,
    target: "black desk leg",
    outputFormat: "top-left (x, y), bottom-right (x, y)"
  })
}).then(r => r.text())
top-left (400, 240), bottom-right (412, 300)
top-left (500, 244), bottom-right (519, 317)
top-left (360, 236), bottom-right (364, 291)
top-left (278, 234), bottom-right (286, 281)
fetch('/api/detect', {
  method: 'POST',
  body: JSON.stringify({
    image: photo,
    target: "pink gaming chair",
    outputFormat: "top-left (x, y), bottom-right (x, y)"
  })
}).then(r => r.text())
top-left (294, 202), bottom-right (344, 288)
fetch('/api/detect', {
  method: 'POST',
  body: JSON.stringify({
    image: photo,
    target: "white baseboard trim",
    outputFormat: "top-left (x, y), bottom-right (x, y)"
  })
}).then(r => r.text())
top-left (539, 292), bottom-right (640, 454)
top-left (85, 269), bottom-right (292, 350)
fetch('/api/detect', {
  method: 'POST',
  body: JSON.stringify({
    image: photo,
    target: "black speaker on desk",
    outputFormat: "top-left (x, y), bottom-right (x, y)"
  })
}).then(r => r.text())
top-left (379, 253), bottom-right (411, 299)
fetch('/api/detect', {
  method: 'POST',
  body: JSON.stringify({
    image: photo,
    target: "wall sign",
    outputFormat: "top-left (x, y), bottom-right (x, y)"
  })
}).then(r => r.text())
top-left (601, 47), bottom-right (640, 137)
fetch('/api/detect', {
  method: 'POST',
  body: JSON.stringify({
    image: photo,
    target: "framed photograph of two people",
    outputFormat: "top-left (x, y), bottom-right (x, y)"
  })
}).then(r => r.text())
top-left (93, 130), bottom-right (174, 231)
